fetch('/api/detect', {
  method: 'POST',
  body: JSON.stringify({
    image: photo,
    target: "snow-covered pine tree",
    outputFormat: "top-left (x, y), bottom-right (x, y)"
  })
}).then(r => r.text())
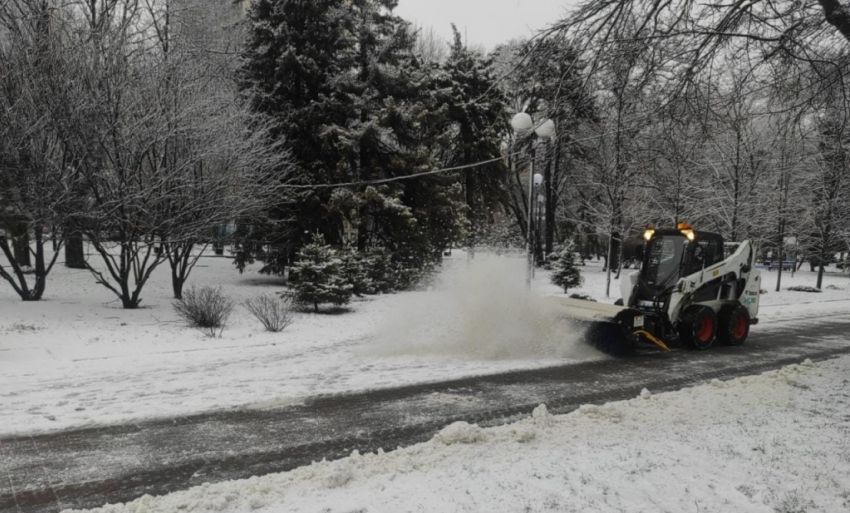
top-left (291, 236), bottom-right (353, 312)
top-left (438, 26), bottom-right (508, 249)
top-left (363, 248), bottom-right (396, 293)
top-left (550, 242), bottom-right (583, 294)
top-left (239, 0), bottom-right (350, 272)
top-left (330, 0), bottom-right (464, 258)
top-left (240, 0), bottom-right (466, 278)
top-left (339, 246), bottom-right (372, 297)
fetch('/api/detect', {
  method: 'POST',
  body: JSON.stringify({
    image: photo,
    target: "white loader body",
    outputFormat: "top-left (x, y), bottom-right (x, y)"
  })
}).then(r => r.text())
top-left (621, 239), bottom-right (761, 323)
top-left (559, 231), bottom-right (761, 352)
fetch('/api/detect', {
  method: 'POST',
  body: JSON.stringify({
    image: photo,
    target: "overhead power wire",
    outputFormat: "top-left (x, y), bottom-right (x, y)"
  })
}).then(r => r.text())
top-left (283, 153), bottom-right (521, 190)
top-left (282, 109), bottom-right (819, 191)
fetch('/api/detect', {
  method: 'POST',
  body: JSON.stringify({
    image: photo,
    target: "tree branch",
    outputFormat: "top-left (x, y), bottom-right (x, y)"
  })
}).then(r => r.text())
top-left (817, 0), bottom-right (850, 43)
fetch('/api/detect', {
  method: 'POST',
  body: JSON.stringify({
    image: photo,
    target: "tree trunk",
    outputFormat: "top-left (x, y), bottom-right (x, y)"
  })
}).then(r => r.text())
top-left (604, 247), bottom-right (611, 297)
top-left (30, 230), bottom-right (47, 301)
top-left (775, 221), bottom-right (785, 293)
top-left (172, 268), bottom-right (184, 300)
top-left (0, 236), bottom-right (30, 300)
top-left (464, 145), bottom-right (476, 260)
top-left (615, 240), bottom-right (624, 279)
top-left (119, 262), bottom-right (137, 309)
top-left (609, 230), bottom-right (621, 271)
top-left (65, 234), bottom-right (86, 269)
top-left (167, 241), bottom-right (200, 300)
top-left (0, 228), bottom-right (61, 301)
top-left (12, 222), bottom-right (31, 268)
top-left (85, 240), bottom-right (160, 310)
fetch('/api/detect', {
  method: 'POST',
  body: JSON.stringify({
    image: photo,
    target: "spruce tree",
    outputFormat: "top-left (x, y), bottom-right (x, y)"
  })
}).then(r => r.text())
top-left (550, 242), bottom-right (583, 294)
top-left (439, 26), bottom-right (508, 241)
top-left (339, 246), bottom-right (371, 297)
top-left (331, 0), bottom-right (465, 257)
top-left (240, 0), bottom-right (466, 278)
top-left (239, 0), bottom-right (349, 270)
top-left (291, 236), bottom-right (353, 312)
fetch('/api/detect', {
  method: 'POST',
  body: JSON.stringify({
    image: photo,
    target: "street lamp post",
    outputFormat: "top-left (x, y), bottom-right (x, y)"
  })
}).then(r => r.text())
top-left (535, 120), bottom-right (555, 259)
top-left (536, 192), bottom-right (544, 274)
top-left (511, 113), bottom-right (534, 288)
top-left (511, 113), bottom-right (554, 289)
top-left (531, 173), bottom-right (543, 278)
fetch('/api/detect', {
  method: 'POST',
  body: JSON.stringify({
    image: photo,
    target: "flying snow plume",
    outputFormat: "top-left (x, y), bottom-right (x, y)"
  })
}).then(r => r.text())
top-left (366, 255), bottom-right (603, 361)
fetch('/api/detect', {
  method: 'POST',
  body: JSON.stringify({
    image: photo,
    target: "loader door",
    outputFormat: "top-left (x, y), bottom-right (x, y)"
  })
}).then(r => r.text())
top-left (640, 235), bottom-right (687, 297)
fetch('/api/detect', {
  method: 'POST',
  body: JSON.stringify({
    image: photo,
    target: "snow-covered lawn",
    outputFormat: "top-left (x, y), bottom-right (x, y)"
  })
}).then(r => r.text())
top-left (67, 355), bottom-right (850, 513)
top-left (2, 248), bottom-right (849, 436)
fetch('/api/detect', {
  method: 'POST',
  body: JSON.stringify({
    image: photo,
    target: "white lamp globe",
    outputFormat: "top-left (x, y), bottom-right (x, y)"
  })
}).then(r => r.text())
top-left (535, 119), bottom-right (555, 139)
top-left (511, 112), bottom-right (533, 132)
top-left (533, 173), bottom-right (543, 185)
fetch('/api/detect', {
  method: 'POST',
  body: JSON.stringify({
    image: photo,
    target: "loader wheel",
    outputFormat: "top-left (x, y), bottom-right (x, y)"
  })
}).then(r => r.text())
top-left (680, 305), bottom-right (717, 350)
top-left (614, 299), bottom-right (624, 306)
top-left (718, 305), bottom-right (750, 346)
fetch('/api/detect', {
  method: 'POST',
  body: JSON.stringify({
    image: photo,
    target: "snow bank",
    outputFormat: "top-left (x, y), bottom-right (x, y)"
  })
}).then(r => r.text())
top-left (65, 355), bottom-right (850, 513)
top-left (433, 421), bottom-right (484, 445)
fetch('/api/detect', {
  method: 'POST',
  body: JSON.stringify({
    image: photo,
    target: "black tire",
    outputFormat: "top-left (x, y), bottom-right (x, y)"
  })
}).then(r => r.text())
top-left (614, 298), bottom-right (624, 306)
top-left (718, 304), bottom-right (750, 346)
top-left (679, 305), bottom-right (717, 350)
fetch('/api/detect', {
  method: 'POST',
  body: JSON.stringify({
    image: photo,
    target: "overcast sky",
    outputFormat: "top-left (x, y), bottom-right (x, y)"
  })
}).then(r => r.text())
top-left (394, 0), bottom-right (577, 51)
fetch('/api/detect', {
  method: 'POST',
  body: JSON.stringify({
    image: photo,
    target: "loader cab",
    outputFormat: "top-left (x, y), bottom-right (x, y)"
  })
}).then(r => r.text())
top-left (638, 229), bottom-right (725, 299)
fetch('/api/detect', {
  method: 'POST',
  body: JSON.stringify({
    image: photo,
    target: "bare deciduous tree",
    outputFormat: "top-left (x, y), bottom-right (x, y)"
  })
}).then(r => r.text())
top-left (0, 0), bottom-right (74, 301)
top-left (28, 0), bottom-right (295, 308)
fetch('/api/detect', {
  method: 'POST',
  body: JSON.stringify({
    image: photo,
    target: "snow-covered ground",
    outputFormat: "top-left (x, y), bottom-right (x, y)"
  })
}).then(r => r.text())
top-left (2, 247), bottom-right (849, 436)
top-left (66, 355), bottom-right (850, 513)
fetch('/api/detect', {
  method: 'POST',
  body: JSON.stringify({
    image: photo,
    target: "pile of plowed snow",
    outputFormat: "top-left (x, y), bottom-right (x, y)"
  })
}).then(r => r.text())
top-left (67, 356), bottom-right (850, 513)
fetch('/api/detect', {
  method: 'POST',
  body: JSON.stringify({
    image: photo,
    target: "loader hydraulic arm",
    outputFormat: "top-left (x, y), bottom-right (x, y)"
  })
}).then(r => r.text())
top-left (667, 241), bottom-right (757, 323)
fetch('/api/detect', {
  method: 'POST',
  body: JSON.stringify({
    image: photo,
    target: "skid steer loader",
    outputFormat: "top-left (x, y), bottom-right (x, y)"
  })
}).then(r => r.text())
top-left (560, 224), bottom-right (761, 352)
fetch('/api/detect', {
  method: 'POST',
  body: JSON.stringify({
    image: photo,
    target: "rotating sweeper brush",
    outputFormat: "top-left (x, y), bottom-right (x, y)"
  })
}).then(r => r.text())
top-left (559, 224), bottom-right (761, 353)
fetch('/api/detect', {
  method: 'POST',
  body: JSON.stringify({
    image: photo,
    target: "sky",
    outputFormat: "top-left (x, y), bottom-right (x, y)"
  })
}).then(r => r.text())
top-left (395, 0), bottom-right (577, 51)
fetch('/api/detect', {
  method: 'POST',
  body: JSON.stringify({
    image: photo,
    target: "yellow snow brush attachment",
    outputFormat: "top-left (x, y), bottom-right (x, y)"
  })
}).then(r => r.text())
top-left (554, 297), bottom-right (670, 354)
top-left (633, 330), bottom-right (670, 351)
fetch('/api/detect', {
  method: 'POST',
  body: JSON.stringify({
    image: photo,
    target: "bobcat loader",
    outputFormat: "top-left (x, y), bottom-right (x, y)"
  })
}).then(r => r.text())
top-left (561, 224), bottom-right (761, 352)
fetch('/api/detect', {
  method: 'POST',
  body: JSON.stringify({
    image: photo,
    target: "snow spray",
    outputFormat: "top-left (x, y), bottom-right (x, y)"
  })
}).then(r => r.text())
top-left (366, 254), bottom-right (602, 361)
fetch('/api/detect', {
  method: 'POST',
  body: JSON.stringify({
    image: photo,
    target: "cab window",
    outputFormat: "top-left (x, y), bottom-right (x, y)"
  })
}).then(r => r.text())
top-left (687, 238), bottom-right (724, 274)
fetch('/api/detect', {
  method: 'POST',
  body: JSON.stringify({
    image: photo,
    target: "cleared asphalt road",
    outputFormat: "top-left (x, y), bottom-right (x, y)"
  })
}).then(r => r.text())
top-left (3, 312), bottom-right (850, 513)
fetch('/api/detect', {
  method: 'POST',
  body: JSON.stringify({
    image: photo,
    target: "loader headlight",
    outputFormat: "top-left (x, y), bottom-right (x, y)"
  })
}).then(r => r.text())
top-left (677, 223), bottom-right (695, 241)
